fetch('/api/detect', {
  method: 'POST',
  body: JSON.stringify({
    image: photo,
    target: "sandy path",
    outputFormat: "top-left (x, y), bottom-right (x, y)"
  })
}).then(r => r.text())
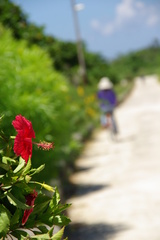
top-left (66, 75), bottom-right (160, 240)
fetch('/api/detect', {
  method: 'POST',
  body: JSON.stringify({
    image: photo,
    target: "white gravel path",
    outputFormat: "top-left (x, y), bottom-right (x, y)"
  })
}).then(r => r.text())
top-left (66, 75), bottom-right (160, 240)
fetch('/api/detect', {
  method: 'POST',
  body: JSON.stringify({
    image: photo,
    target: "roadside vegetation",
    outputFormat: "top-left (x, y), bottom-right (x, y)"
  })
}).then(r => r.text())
top-left (0, 0), bottom-right (160, 190)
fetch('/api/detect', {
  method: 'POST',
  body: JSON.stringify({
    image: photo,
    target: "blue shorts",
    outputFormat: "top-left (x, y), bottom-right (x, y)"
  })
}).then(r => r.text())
top-left (101, 105), bottom-right (114, 114)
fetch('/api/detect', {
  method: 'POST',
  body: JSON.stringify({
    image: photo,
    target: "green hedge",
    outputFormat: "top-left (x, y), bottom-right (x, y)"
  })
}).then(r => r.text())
top-left (0, 25), bottom-right (98, 184)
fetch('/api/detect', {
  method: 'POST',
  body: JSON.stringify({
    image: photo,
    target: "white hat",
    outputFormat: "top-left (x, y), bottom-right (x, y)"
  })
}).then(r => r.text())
top-left (98, 77), bottom-right (113, 90)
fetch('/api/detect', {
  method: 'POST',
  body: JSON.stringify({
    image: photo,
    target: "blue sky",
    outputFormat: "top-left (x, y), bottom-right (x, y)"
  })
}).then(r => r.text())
top-left (11, 0), bottom-right (160, 60)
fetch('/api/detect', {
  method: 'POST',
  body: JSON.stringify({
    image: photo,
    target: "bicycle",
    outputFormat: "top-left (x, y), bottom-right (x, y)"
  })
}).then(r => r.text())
top-left (101, 112), bottom-right (118, 140)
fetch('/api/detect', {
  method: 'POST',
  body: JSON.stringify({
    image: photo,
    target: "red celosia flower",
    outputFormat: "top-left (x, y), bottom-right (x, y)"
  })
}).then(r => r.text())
top-left (12, 115), bottom-right (35, 163)
top-left (12, 115), bottom-right (54, 163)
top-left (22, 190), bottom-right (38, 225)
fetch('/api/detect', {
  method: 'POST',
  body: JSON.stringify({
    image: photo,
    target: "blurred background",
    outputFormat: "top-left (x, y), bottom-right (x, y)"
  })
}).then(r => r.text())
top-left (0, 0), bottom-right (160, 213)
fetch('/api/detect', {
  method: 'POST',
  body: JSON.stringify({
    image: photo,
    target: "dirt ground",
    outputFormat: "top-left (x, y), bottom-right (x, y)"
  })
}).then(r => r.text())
top-left (65, 75), bottom-right (160, 240)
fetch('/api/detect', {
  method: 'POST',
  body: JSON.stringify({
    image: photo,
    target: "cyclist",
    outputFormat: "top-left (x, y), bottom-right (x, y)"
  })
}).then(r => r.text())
top-left (97, 77), bottom-right (118, 134)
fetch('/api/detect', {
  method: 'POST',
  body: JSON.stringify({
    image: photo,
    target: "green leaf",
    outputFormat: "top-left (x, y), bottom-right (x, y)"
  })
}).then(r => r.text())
top-left (16, 182), bottom-right (33, 194)
top-left (54, 204), bottom-right (71, 215)
top-left (37, 225), bottom-right (49, 234)
top-left (12, 229), bottom-right (28, 238)
top-left (22, 157), bottom-right (32, 175)
top-left (13, 157), bottom-right (26, 173)
top-left (0, 205), bottom-right (11, 237)
top-left (2, 156), bottom-right (16, 164)
top-left (10, 209), bottom-right (21, 228)
top-left (30, 232), bottom-right (51, 239)
top-left (25, 175), bottom-right (32, 183)
top-left (11, 176), bottom-right (19, 182)
top-left (50, 187), bottom-right (60, 209)
top-left (30, 227), bottom-right (64, 239)
top-left (33, 199), bottom-right (50, 215)
top-left (49, 227), bottom-right (54, 237)
top-left (28, 164), bottom-right (45, 176)
top-left (6, 192), bottom-right (32, 210)
top-left (2, 185), bottom-right (12, 190)
top-left (53, 215), bottom-right (71, 227)
top-left (10, 136), bottom-right (16, 140)
top-left (51, 227), bottom-right (64, 240)
top-left (0, 162), bottom-right (10, 171)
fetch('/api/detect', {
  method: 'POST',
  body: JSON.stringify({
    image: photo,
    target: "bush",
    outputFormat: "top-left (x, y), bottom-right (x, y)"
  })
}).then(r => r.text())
top-left (0, 25), bottom-right (98, 184)
top-left (0, 115), bottom-right (71, 239)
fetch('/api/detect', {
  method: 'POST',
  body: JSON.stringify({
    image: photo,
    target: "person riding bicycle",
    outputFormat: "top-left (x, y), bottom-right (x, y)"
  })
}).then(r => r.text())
top-left (97, 77), bottom-right (118, 134)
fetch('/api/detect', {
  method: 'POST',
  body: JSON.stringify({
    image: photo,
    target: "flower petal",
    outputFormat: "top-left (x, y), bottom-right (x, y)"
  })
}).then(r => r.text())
top-left (13, 132), bottom-right (32, 163)
top-left (12, 115), bottom-right (35, 138)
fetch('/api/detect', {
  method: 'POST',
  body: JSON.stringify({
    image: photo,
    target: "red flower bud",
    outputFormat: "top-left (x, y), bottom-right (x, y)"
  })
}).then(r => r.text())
top-left (22, 190), bottom-right (38, 225)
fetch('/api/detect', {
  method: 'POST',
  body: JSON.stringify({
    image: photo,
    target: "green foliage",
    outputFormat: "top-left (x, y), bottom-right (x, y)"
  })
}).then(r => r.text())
top-left (1, 0), bottom-right (159, 88)
top-left (2, 0), bottom-right (158, 192)
top-left (0, 25), bottom-right (99, 183)
top-left (0, 0), bottom-right (116, 85)
top-left (0, 0), bottom-right (54, 46)
top-left (0, 205), bottom-right (11, 238)
top-left (110, 45), bottom-right (160, 81)
top-left (0, 116), bottom-right (71, 239)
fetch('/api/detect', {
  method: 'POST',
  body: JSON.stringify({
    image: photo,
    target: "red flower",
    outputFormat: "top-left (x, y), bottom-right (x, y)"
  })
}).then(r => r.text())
top-left (12, 115), bottom-right (54, 163)
top-left (12, 115), bottom-right (35, 163)
top-left (22, 190), bottom-right (38, 225)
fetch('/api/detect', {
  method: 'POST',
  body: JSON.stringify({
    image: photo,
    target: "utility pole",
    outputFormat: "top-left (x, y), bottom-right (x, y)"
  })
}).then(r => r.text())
top-left (70, 0), bottom-right (88, 84)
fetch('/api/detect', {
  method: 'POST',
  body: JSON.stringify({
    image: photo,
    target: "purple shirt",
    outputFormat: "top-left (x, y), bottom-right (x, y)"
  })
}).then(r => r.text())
top-left (97, 89), bottom-right (117, 112)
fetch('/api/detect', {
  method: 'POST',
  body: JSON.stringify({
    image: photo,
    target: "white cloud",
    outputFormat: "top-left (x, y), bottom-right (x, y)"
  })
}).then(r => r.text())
top-left (147, 15), bottom-right (159, 27)
top-left (91, 0), bottom-right (160, 36)
top-left (116, 0), bottom-right (135, 21)
top-left (90, 19), bottom-right (100, 30)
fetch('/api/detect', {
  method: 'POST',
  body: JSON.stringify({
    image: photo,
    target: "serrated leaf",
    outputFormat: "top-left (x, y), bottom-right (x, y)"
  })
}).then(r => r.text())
top-left (12, 229), bottom-right (28, 238)
top-left (32, 230), bottom-right (42, 235)
top-left (37, 225), bottom-right (49, 234)
top-left (51, 227), bottom-right (64, 240)
top-left (6, 192), bottom-right (32, 210)
top-left (50, 187), bottom-right (60, 209)
top-left (30, 232), bottom-right (50, 239)
top-left (53, 215), bottom-right (71, 227)
top-left (30, 227), bottom-right (64, 240)
top-left (0, 205), bottom-right (11, 237)
top-left (11, 230), bottom-right (22, 239)
top-left (54, 204), bottom-right (72, 215)
top-left (49, 227), bottom-right (54, 237)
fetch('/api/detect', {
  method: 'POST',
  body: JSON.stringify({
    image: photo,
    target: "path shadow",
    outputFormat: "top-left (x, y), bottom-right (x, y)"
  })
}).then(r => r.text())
top-left (64, 222), bottom-right (128, 240)
top-left (75, 165), bottom-right (94, 172)
top-left (117, 134), bottom-right (136, 143)
top-left (73, 183), bottom-right (109, 196)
